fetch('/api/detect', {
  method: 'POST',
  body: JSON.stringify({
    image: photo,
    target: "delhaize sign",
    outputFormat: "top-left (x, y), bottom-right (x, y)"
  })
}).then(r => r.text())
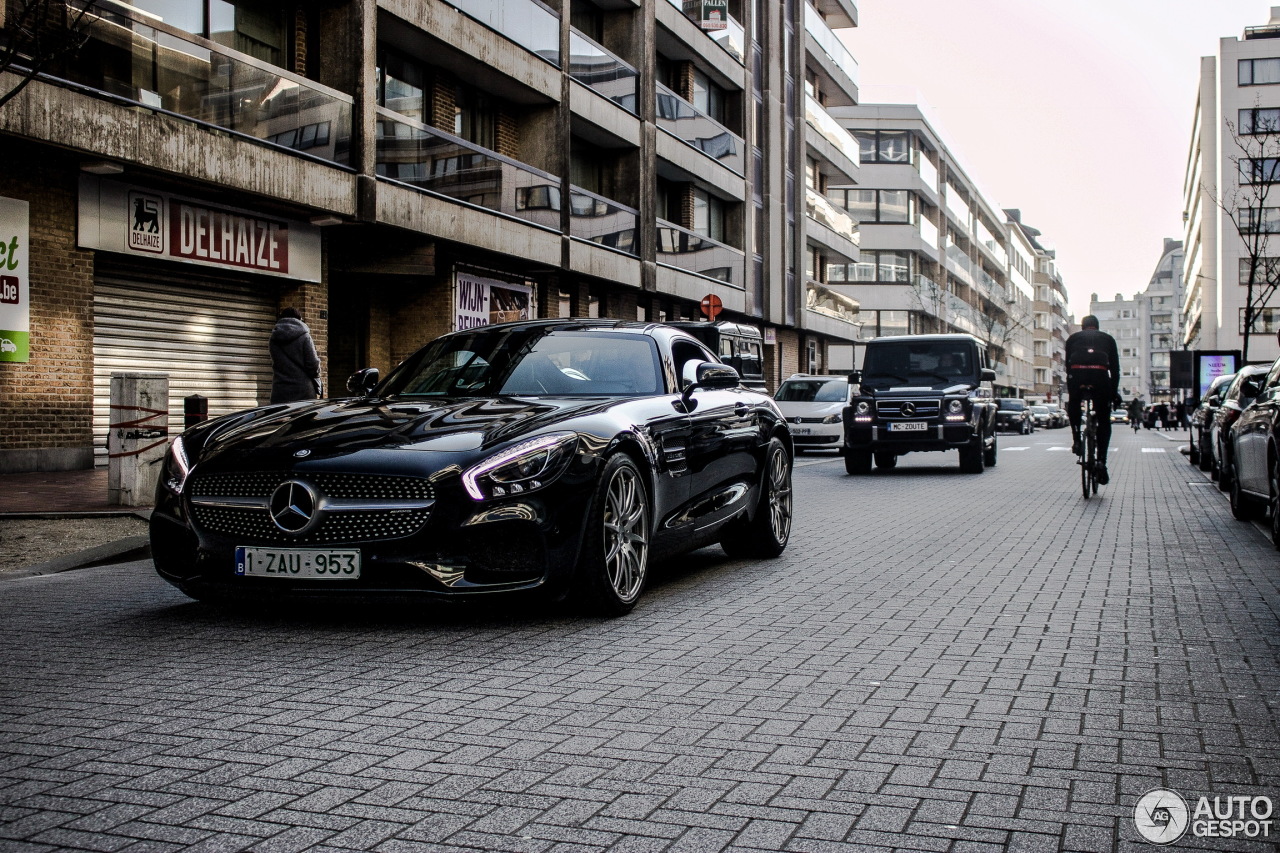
top-left (78, 176), bottom-right (321, 282)
top-left (454, 271), bottom-right (533, 331)
top-left (0, 196), bottom-right (29, 363)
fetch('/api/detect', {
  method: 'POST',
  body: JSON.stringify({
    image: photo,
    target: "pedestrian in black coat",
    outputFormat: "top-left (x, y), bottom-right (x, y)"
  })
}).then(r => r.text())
top-left (269, 307), bottom-right (322, 404)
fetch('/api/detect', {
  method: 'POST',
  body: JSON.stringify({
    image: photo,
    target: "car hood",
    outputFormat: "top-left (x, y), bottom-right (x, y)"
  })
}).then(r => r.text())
top-left (776, 401), bottom-right (843, 417)
top-left (864, 384), bottom-right (975, 397)
top-left (190, 396), bottom-right (608, 468)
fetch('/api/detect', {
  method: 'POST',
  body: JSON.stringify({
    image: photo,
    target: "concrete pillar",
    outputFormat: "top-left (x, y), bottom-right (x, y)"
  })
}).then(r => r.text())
top-left (107, 373), bottom-right (168, 507)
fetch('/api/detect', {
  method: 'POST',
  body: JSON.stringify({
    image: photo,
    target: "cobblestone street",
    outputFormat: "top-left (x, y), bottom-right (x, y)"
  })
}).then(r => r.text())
top-left (2, 427), bottom-right (1278, 852)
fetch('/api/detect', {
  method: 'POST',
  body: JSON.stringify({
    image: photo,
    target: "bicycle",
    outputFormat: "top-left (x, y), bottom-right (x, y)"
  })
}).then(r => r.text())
top-left (1079, 396), bottom-right (1099, 498)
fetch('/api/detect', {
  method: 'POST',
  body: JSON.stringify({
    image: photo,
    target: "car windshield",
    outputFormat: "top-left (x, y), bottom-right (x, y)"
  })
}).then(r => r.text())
top-left (1031, 406), bottom-right (1049, 414)
top-left (861, 342), bottom-right (976, 388)
top-left (775, 379), bottom-right (848, 403)
top-left (998, 400), bottom-right (1026, 410)
top-left (382, 329), bottom-right (665, 397)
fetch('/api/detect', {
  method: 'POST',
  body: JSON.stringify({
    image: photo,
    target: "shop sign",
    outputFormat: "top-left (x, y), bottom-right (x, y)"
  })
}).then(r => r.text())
top-left (1196, 350), bottom-right (1240, 398)
top-left (0, 196), bottom-right (29, 363)
top-left (454, 271), bottom-right (533, 331)
top-left (78, 176), bottom-right (321, 282)
top-left (684, 0), bottom-right (728, 30)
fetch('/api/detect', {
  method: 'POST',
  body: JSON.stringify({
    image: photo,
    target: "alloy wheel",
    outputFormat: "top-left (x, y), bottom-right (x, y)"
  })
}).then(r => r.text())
top-left (767, 446), bottom-right (793, 545)
top-left (603, 465), bottom-right (648, 602)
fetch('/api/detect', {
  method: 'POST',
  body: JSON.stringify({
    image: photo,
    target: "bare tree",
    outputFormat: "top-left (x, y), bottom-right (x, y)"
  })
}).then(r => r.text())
top-left (1218, 107), bottom-right (1280, 361)
top-left (908, 273), bottom-right (948, 334)
top-left (975, 290), bottom-right (1031, 375)
top-left (0, 0), bottom-right (100, 112)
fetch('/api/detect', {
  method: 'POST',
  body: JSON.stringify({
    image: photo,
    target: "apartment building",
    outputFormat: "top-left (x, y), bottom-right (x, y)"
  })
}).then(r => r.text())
top-left (1181, 6), bottom-right (1280, 363)
top-left (1006, 210), bottom-right (1068, 402)
top-left (0, 0), bottom-right (864, 473)
top-left (1089, 293), bottom-right (1144, 401)
top-left (826, 103), bottom-right (1035, 397)
top-left (1140, 238), bottom-right (1185, 401)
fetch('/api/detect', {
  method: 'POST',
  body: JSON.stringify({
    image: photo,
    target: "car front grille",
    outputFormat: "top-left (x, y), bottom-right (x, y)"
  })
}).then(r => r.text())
top-left (188, 471), bottom-right (435, 544)
top-left (875, 399), bottom-right (941, 419)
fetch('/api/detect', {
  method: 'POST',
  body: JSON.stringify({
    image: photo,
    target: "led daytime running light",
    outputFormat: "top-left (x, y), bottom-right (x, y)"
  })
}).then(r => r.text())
top-left (462, 432), bottom-right (576, 501)
top-left (166, 435), bottom-right (192, 494)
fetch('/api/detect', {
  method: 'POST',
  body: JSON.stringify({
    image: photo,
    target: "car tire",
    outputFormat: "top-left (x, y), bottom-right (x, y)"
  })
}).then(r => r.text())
top-left (1219, 451), bottom-right (1234, 493)
top-left (845, 449), bottom-right (871, 475)
top-left (874, 451), bottom-right (897, 469)
top-left (1198, 437), bottom-right (1213, 472)
top-left (1270, 456), bottom-right (1280, 551)
top-left (1188, 440), bottom-right (1200, 466)
top-left (576, 453), bottom-right (650, 617)
top-left (721, 437), bottom-right (792, 559)
top-left (984, 433), bottom-right (998, 467)
top-left (1231, 470), bottom-right (1263, 522)
top-left (959, 438), bottom-right (985, 474)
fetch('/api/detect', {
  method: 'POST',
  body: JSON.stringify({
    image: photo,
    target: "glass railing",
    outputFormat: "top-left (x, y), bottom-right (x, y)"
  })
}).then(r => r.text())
top-left (805, 186), bottom-right (858, 244)
top-left (656, 83), bottom-right (744, 174)
top-left (666, 0), bottom-right (745, 63)
top-left (804, 3), bottom-right (860, 87)
top-left (440, 0), bottom-right (561, 65)
top-left (656, 218), bottom-right (745, 287)
top-left (66, 1), bottom-right (352, 166)
top-left (918, 154), bottom-right (939, 194)
top-left (806, 281), bottom-right (861, 325)
top-left (803, 94), bottom-right (861, 167)
top-left (569, 29), bottom-right (637, 112)
top-left (918, 214), bottom-right (940, 250)
top-left (569, 186), bottom-right (638, 255)
top-left (947, 294), bottom-right (979, 335)
top-left (944, 243), bottom-right (973, 285)
top-left (912, 274), bottom-right (946, 320)
top-left (978, 267), bottom-right (1003, 300)
top-left (376, 109), bottom-right (560, 231)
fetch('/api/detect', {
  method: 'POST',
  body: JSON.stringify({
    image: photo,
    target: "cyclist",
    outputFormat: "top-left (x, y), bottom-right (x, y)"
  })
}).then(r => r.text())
top-left (1127, 396), bottom-right (1143, 433)
top-left (1065, 314), bottom-right (1121, 484)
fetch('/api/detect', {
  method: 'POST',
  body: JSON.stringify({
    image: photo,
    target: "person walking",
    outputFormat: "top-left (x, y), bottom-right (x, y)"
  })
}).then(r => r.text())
top-left (269, 307), bottom-right (322, 404)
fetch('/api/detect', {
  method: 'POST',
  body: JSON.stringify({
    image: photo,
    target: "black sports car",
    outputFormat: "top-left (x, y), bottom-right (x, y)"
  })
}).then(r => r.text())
top-left (151, 319), bottom-right (794, 615)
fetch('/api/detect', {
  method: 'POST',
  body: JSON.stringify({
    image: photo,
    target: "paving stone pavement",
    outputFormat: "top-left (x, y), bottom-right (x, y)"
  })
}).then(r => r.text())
top-left (1, 427), bottom-right (1278, 852)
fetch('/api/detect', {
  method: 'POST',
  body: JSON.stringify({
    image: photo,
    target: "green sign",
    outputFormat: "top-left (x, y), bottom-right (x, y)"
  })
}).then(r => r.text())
top-left (0, 196), bottom-right (29, 363)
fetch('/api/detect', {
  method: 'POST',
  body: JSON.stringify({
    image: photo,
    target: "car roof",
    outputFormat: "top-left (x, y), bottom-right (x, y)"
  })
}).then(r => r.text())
top-left (865, 333), bottom-right (985, 346)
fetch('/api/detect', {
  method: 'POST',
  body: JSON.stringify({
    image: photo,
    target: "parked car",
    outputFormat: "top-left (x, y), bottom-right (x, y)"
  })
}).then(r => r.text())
top-left (1042, 403), bottom-right (1068, 428)
top-left (1190, 373), bottom-right (1237, 470)
top-left (150, 319), bottom-right (795, 615)
top-left (995, 398), bottom-right (1034, 434)
top-left (774, 374), bottom-right (849, 452)
top-left (1029, 405), bottom-right (1053, 429)
top-left (1109, 408), bottom-right (1129, 424)
top-left (843, 334), bottom-right (998, 474)
top-left (1226, 357), bottom-right (1280, 546)
top-left (1214, 365), bottom-right (1270, 492)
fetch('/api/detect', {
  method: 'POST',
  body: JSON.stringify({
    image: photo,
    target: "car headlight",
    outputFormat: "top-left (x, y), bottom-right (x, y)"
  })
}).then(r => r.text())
top-left (947, 400), bottom-right (964, 414)
top-left (462, 432), bottom-right (578, 501)
top-left (163, 435), bottom-right (192, 495)
top-left (855, 401), bottom-right (871, 415)
top-left (822, 414), bottom-right (842, 424)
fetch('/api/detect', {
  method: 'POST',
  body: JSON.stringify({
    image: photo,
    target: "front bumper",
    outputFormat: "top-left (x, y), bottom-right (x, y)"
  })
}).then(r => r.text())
top-left (845, 422), bottom-right (977, 454)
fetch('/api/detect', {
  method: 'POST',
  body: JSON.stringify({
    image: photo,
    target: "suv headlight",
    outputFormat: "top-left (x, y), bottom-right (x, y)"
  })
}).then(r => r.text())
top-left (947, 399), bottom-right (964, 414)
top-left (163, 435), bottom-right (192, 495)
top-left (462, 432), bottom-right (578, 501)
top-left (855, 401), bottom-right (871, 415)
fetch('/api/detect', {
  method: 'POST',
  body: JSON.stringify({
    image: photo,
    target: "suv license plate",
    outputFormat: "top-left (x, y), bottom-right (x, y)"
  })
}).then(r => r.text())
top-left (889, 421), bottom-right (928, 432)
top-left (235, 547), bottom-right (361, 579)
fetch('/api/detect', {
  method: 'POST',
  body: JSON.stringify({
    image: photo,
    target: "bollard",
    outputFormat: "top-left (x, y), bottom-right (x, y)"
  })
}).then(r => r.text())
top-left (184, 393), bottom-right (208, 429)
top-left (107, 372), bottom-right (169, 507)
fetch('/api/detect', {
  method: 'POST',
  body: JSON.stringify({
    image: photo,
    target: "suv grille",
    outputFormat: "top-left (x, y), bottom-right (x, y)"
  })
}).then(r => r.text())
top-left (875, 399), bottom-right (941, 420)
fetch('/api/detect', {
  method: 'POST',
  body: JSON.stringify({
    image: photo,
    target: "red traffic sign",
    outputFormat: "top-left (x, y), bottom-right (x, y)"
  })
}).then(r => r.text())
top-left (700, 293), bottom-right (723, 319)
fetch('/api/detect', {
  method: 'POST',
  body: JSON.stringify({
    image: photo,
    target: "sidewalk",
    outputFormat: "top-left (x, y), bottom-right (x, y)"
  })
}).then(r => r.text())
top-left (0, 468), bottom-right (134, 516)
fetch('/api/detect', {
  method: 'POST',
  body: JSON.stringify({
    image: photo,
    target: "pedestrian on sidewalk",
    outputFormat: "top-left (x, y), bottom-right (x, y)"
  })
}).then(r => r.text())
top-left (269, 307), bottom-right (322, 404)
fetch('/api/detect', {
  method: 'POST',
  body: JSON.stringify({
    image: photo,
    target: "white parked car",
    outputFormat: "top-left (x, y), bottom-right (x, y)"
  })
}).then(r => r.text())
top-left (774, 374), bottom-right (849, 452)
top-left (1029, 405), bottom-right (1053, 428)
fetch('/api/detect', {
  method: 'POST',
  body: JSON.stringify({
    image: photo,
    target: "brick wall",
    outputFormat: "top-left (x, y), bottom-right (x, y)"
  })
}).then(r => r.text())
top-left (431, 74), bottom-right (457, 131)
top-left (496, 109), bottom-right (518, 160)
top-left (389, 276), bottom-right (451, 367)
top-left (293, 4), bottom-right (308, 76)
top-left (0, 144), bottom-right (95, 471)
top-left (771, 327), bottom-right (800, 389)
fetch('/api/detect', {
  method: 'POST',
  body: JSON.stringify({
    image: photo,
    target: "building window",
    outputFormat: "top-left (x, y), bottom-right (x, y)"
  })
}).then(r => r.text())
top-left (1035, 368), bottom-right (1048, 384)
top-left (1240, 256), bottom-right (1280, 284)
top-left (692, 188), bottom-right (725, 242)
top-left (691, 68), bottom-right (726, 124)
top-left (1240, 107), bottom-right (1280, 134)
top-left (1243, 207), bottom-right (1280, 233)
top-left (129, 0), bottom-right (288, 66)
top-left (455, 85), bottom-right (497, 150)
top-left (1241, 307), bottom-right (1280, 333)
top-left (853, 130), bottom-right (911, 163)
top-left (842, 189), bottom-right (914, 224)
top-left (1240, 58), bottom-right (1280, 86)
top-left (1240, 158), bottom-right (1280, 184)
top-left (377, 47), bottom-right (426, 122)
top-left (1034, 340), bottom-right (1048, 357)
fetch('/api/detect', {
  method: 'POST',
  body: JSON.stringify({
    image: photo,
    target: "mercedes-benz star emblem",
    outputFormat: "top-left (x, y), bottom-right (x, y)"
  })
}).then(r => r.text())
top-left (269, 480), bottom-right (318, 534)
top-left (900, 402), bottom-right (916, 416)
top-left (294, 449), bottom-right (311, 458)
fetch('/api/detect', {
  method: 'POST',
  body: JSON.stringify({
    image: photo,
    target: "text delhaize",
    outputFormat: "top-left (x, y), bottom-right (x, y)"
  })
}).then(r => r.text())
top-left (171, 202), bottom-right (290, 273)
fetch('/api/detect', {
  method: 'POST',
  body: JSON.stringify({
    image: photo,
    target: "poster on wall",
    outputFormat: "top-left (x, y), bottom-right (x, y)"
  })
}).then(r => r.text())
top-left (454, 271), bottom-right (533, 331)
top-left (0, 196), bottom-right (30, 363)
top-left (1197, 351), bottom-right (1240, 398)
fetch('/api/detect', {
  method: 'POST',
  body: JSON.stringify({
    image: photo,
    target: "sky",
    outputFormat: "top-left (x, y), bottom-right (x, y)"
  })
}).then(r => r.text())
top-left (842, 0), bottom-right (1274, 318)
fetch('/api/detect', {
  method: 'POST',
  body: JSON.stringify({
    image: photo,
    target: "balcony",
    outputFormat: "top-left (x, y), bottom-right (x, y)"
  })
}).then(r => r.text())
top-left (66, 2), bottom-right (352, 166)
top-left (656, 83), bottom-right (744, 175)
top-left (440, 0), bottom-right (561, 65)
top-left (944, 243), bottom-right (973, 286)
top-left (666, 0), bottom-right (746, 63)
top-left (569, 29), bottom-right (637, 112)
top-left (805, 186), bottom-right (858, 246)
top-left (806, 280), bottom-right (861, 326)
top-left (803, 93), bottom-right (860, 172)
top-left (569, 186), bottom-right (638, 255)
top-left (804, 3), bottom-right (860, 88)
top-left (656, 219), bottom-right (745, 287)
top-left (376, 109), bottom-right (561, 231)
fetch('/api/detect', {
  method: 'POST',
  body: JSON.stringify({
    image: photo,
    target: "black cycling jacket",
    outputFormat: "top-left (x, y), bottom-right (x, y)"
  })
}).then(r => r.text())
top-left (1064, 328), bottom-right (1120, 398)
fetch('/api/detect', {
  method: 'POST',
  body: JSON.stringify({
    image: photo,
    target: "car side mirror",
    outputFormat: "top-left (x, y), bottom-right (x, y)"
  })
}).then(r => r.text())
top-left (980, 368), bottom-right (996, 382)
top-left (680, 361), bottom-right (740, 409)
top-left (848, 370), bottom-right (862, 385)
top-left (346, 367), bottom-right (380, 397)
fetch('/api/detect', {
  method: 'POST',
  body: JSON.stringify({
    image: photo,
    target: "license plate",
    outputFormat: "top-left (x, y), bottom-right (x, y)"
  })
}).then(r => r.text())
top-left (791, 427), bottom-right (812, 435)
top-left (235, 547), bottom-right (361, 579)
top-left (889, 421), bottom-right (928, 432)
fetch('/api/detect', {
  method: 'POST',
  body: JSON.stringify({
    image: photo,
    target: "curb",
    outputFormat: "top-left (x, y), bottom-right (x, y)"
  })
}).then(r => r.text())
top-left (0, 510), bottom-right (152, 520)
top-left (3, 536), bottom-right (152, 579)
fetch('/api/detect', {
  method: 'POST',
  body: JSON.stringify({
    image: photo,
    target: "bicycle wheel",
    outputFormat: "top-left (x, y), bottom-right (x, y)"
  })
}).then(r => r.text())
top-left (1080, 412), bottom-right (1092, 499)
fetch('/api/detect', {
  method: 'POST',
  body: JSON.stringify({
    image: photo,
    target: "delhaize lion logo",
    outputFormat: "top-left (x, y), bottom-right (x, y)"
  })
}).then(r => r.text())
top-left (127, 191), bottom-right (164, 253)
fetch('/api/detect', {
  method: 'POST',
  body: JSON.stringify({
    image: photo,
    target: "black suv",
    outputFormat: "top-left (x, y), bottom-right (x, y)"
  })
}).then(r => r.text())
top-left (843, 334), bottom-right (999, 474)
top-left (995, 398), bottom-right (1034, 434)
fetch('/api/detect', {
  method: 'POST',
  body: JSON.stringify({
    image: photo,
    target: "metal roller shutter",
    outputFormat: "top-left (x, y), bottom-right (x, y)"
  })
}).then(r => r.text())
top-left (93, 266), bottom-right (278, 466)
